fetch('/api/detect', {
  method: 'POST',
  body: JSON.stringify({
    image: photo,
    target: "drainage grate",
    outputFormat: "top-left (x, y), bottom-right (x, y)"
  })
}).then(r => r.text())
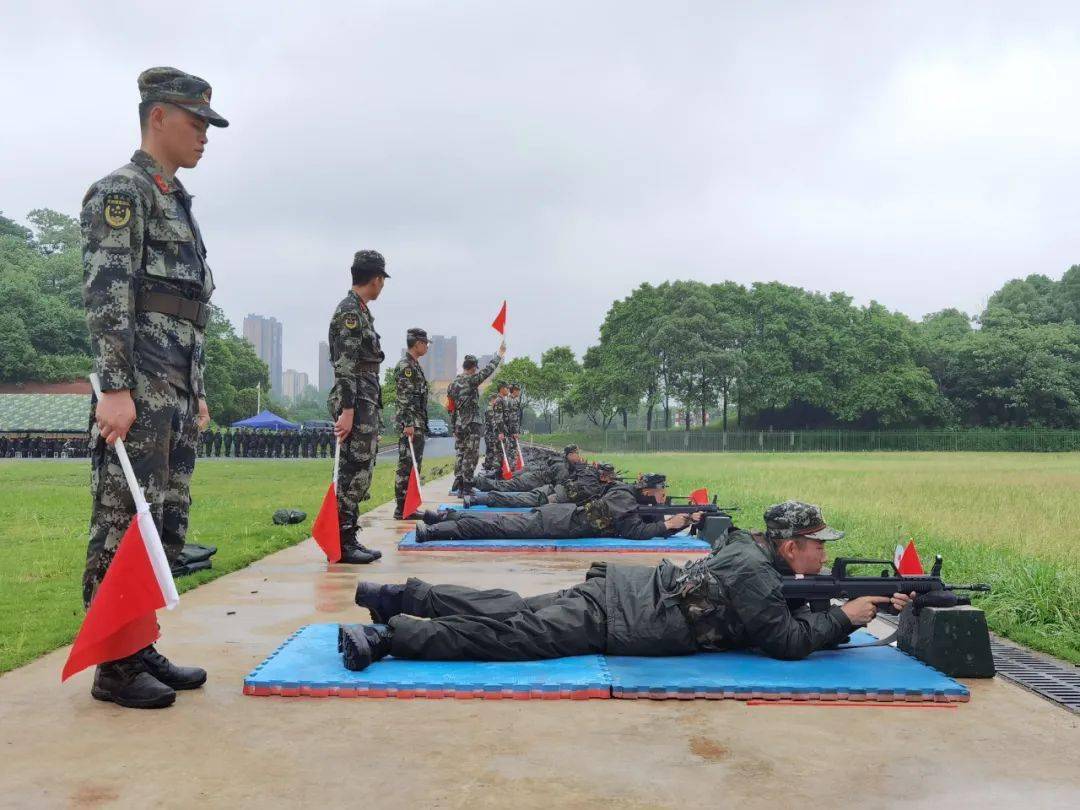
top-left (990, 640), bottom-right (1080, 714)
top-left (874, 614), bottom-right (1080, 714)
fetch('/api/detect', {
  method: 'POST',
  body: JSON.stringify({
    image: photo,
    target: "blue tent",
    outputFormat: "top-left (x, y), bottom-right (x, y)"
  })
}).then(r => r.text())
top-left (231, 410), bottom-right (300, 431)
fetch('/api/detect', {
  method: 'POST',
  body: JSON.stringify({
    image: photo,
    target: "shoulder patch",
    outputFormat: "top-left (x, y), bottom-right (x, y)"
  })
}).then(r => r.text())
top-left (103, 193), bottom-right (133, 229)
top-left (404, 368), bottom-right (413, 377)
top-left (343, 313), bottom-right (359, 330)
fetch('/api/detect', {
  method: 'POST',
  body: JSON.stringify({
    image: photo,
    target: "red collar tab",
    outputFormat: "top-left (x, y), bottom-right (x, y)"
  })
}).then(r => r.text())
top-left (153, 174), bottom-right (171, 194)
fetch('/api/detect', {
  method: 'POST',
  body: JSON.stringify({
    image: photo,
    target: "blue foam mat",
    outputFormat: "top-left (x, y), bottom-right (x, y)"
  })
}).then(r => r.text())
top-left (606, 630), bottom-right (968, 700)
top-left (437, 503), bottom-right (533, 512)
top-left (245, 626), bottom-right (968, 702)
top-left (244, 624), bottom-right (609, 697)
top-left (397, 530), bottom-right (711, 552)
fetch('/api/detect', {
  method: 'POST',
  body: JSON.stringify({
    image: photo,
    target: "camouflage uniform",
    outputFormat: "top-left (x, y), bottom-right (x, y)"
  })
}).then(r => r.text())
top-left (81, 148), bottom-right (215, 607)
top-left (447, 354), bottom-right (501, 491)
top-left (327, 289), bottom-right (383, 540)
top-left (481, 396), bottom-right (509, 475)
top-left (505, 391), bottom-right (522, 464)
top-left (390, 501), bottom-right (852, 662)
top-left (394, 344), bottom-right (428, 517)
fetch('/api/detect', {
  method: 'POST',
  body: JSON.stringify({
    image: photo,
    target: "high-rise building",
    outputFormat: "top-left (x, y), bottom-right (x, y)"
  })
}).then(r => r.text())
top-left (318, 341), bottom-right (333, 393)
top-left (243, 314), bottom-right (283, 398)
top-left (282, 369), bottom-right (310, 401)
top-left (420, 334), bottom-right (457, 382)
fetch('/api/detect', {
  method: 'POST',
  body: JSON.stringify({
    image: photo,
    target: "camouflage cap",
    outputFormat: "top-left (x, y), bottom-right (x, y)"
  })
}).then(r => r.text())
top-left (496, 380), bottom-right (510, 391)
top-left (509, 383), bottom-right (521, 391)
top-left (562, 444), bottom-right (580, 457)
top-left (764, 501), bottom-right (844, 541)
top-left (636, 472), bottom-right (667, 489)
top-left (138, 67), bottom-right (228, 127)
top-left (352, 249), bottom-right (390, 278)
top-left (463, 354), bottom-right (478, 367)
top-left (407, 327), bottom-right (429, 342)
top-left (596, 462), bottom-right (616, 474)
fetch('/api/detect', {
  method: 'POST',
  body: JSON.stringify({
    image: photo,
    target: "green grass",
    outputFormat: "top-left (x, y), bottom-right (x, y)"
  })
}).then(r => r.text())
top-left (602, 452), bottom-right (1080, 664)
top-left (0, 457), bottom-right (451, 674)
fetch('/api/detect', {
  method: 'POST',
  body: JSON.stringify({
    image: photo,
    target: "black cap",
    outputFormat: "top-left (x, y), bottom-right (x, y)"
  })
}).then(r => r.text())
top-left (138, 67), bottom-right (228, 127)
top-left (352, 250), bottom-right (390, 279)
top-left (636, 472), bottom-right (667, 489)
top-left (463, 354), bottom-right (478, 367)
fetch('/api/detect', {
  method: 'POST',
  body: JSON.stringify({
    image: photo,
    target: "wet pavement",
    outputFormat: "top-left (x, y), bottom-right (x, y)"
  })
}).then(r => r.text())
top-left (0, 474), bottom-right (1077, 809)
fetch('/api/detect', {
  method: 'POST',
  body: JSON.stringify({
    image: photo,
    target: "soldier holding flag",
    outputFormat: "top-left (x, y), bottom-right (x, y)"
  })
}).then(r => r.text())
top-left (393, 328), bottom-right (430, 520)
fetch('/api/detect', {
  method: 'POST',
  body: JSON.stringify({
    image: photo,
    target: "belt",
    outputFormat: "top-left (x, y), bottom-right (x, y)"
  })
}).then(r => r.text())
top-left (355, 362), bottom-right (380, 373)
top-left (137, 292), bottom-right (209, 328)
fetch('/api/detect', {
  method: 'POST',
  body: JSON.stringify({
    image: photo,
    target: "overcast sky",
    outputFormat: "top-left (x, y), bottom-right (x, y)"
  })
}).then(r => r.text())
top-left (3, 2), bottom-right (1078, 377)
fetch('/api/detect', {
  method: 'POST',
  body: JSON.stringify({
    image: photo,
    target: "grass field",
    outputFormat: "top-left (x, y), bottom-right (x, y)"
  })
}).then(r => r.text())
top-left (603, 451), bottom-right (1080, 663)
top-left (0, 456), bottom-right (451, 674)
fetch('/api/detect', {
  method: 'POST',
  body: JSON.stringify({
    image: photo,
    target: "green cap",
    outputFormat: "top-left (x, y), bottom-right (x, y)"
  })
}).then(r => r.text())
top-left (138, 67), bottom-right (228, 127)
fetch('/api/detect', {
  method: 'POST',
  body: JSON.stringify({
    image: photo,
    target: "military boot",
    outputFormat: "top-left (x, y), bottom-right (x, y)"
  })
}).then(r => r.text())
top-left (138, 645), bottom-right (207, 690)
top-left (413, 524), bottom-right (432, 543)
top-left (339, 623), bottom-right (394, 671)
top-left (338, 525), bottom-right (382, 564)
top-left (392, 503), bottom-right (404, 520)
top-left (91, 655), bottom-right (176, 709)
top-left (354, 581), bottom-right (405, 623)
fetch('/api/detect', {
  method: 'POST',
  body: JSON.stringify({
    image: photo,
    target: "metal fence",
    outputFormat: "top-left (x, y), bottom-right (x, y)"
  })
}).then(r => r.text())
top-left (530, 429), bottom-right (1080, 453)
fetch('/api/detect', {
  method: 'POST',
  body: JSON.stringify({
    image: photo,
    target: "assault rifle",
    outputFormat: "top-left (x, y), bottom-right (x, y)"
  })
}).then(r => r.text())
top-left (782, 556), bottom-right (990, 614)
top-left (634, 498), bottom-right (737, 544)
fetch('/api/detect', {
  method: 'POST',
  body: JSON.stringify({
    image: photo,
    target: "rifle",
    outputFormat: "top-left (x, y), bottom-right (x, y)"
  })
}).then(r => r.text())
top-left (782, 556), bottom-right (990, 613)
top-left (634, 499), bottom-right (735, 544)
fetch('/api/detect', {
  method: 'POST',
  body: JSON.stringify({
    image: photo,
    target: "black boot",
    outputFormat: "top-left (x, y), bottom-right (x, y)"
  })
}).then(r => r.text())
top-left (414, 524), bottom-right (432, 543)
top-left (421, 509), bottom-right (450, 525)
top-left (392, 504), bottom-right (404, 520)
top-left (138, 645), bottom-right (207, 690)
top-left (354, 581), bottom-right (405, 623)
top-left (91, 655), bottom-right (176, 709)
top-left (339, 623), bottom-right (394, 672)
top-left (339, 544), bottom-right (381, 564)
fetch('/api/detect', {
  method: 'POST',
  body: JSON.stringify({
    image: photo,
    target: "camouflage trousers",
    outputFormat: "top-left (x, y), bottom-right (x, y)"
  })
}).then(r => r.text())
top-left (453, 424), bottom-right (483, 491)
top-left (337, 429), bottom-right (379, 533)
top-left (84, 376), bottom-right (199, 608)
top-left (506, 434), bottom-right (521, 467)
top-left (482, 431), bottom-right (502, 474)
top-left (394, 432), bottom-right (426, 514)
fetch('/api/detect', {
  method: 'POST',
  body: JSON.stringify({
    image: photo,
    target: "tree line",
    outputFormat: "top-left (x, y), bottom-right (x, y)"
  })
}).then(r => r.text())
top-left (5, 206), bottom-right (1080, 431)
top-left (496, 272), bottom-right (1080, 431)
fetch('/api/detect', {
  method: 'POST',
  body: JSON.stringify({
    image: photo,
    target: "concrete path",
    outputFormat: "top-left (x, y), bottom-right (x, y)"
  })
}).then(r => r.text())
top-left (1, 475), bottom-right (1077, 809)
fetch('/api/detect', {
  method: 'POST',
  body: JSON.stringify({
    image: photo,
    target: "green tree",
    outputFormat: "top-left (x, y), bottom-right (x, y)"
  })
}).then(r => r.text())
top-left (27, 209), bottom-right (80, 256)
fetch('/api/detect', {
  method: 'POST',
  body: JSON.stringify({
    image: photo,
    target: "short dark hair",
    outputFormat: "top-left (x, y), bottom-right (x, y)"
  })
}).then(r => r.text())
top-left (138, 100), bottom-right (157, 131)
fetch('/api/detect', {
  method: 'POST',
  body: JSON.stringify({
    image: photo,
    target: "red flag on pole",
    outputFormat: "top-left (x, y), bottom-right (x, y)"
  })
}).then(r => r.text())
top-left (62, 514), bottom-right (170, 681)
top-left (500, 440), bottom-right (513, 480)
top-left (311, 441), bottom-right (343, 562)
top-left (897, 540), bottom-right (925, 575)
top-left (402, 435), bottom-right (423, 518)
top-left (63, 373), bottom-right (180, 682)
top-left (515, 443), bottom-right (525, 471)
top-left (688, 488), bottom-right (709, 505)
top-left (491, 300), bottom-right (507, 334)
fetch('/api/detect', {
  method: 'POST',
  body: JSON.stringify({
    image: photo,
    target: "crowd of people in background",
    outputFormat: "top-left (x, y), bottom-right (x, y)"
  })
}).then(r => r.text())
top-left (0, 434), bottom-right (89, 458)
top-left (197, 428), bottom-right (336, 458)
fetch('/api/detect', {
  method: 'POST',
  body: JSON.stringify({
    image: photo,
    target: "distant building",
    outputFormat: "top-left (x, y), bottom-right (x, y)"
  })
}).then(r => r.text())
top-left (318, 341), bottom-right (333, 393)
top-left (282, 369), bottom-right (310, 401)
top-left (420, 334), bottom-right (457, 382)
top-left (243, 314), bottom-right (283, 397)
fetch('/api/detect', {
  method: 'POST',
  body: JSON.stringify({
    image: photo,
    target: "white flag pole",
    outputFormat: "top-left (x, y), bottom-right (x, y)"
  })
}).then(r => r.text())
top-left (500, 438), bottom-right (511, 471)
top-left (333, 437), bottom-right (342, 492)
top-left (407, 433), bottom-right (420, 472)
top-left (89, 374), bottom-right (180, 609)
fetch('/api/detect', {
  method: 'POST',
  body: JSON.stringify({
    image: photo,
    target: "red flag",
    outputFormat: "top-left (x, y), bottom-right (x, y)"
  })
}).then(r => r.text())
top-left (491, 301), bottom-right (507, 334)
top-left (500, 441), bottom-right (513, 479)
top-left (62, 514), bottom-right (168, 681)
top-left (688, 488), bottom-right (709, 505)
top-left (898, 540), bottom-right (925, 575)
top-left (514, 444), bottom-right (525, 471)
top-left (311, 483), bottom-right (342, 562)
top-left (403, 437), bottom-right (423, 518)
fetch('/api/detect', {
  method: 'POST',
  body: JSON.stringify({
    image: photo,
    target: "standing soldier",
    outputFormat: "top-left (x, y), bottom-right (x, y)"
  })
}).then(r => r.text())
top-left (223, 428), bottom-right (233, 457)
top-left (328, 250), bottom-right (389, 564)
top-left (81, 67), bottom-right (226, 708)
top-left (213, 428), bottom-right (223, 457)
top-left (448, 347), bottom-right (505, 494)
top-left (507, 383), bottom-right (524, 464)
top-left (393, 328), bottom-right (430, 519)
top-left (482, 382), bottom-right (510, 476)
